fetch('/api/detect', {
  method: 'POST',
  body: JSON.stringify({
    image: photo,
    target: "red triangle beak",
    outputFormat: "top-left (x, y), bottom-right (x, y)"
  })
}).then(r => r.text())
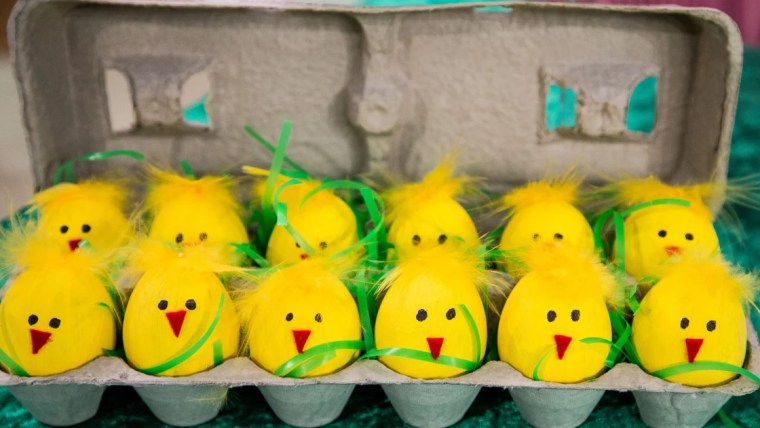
top-left (554, 335), bottom-right (572, 360)
top-left (293, 330), bottom-right (311, 354)
top-left (68, 239), bottom-right (82, 252)
top-left (686, 338), bottom-right (704, 363)
top-left (30, 329), bottom-right (52, 354)
top-left (300, 254), bottom-right (309, 260)
top-left (165, 310), bottom-right (187, 337)
top-left (665, 246), bottom-right (682, 256)
top-left (427, 337), bottom-right (444, 360)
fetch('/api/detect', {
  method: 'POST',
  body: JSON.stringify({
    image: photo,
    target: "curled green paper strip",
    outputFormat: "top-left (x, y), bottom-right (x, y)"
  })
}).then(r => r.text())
top-left (650, 360), bottom-right (760, 385)
top-left (231, 243), bottom-right (270, 268)
top-left (273, 340), bottom-right (364, 378)
top-left (139, 292), bottom-right (225, 376)
top-left (212, 340), bottom-right (223, 367)
top-left (244, 125), bottom-right (308, 174)
top-left (351, 280), bottom-right (376, 354)
top-left (262, 121), bottom-right (293, 209)
top-left (0, 348), bottom-right (29, 377)
top-left (532, 346), bottom-right (554, 381)
top-left (532, 336), bottom-right (615, 381)
top-left (53, 149), bottom-right (145, 185)
top-left (179, 160), bottom-right (196, 179)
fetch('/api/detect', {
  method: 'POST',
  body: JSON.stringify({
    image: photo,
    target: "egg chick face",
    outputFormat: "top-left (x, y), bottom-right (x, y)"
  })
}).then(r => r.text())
top-left (374, 271), bottom-right (487, 379)
top-left (0, 267), bottom-right (116, 376)
top-left (632, 270), bottom-right (746, 387)
top-left (498, 272), bottom-right (611, 383)
top-left (266, 199), bottom-right (360, 266)
top-left (500, 202), bottom-right (594, 255)
top-left (387, 199), bottom-right (479, 263)
top-left (37, 199), bottom-right (131, 253)
top-left (123, 268), bottom-right (240, 377)
top-left (149, 200), bottom-right (249, 248)
top-left (244, 265), bottom-right (361, 377)
top-left (622, 206), bottom-right (719, 281)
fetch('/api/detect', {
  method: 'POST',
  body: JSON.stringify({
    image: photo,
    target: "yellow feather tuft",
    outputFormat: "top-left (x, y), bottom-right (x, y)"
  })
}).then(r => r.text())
top-left (514, 244), bottom-right (624, 309)
top-left (146, 167), bottom-right (241, 215)
top-left (658, 253), bottom-right (757, 305)
top-left (501, 173), bottom-right (583, 215)
top-left (31, 180), bottom-right (128, 212)
top-left (613, 177), bottom-right (715, 220)
top-left (383, 155), bottom-right (477, 225)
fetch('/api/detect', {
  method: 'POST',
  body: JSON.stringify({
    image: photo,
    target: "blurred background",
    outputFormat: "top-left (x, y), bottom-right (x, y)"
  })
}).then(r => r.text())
top-left (0, 0), bottom-right (759, 217)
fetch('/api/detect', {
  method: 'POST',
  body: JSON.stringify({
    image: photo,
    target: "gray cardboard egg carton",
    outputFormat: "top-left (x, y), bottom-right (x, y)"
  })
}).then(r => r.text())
top-left (7, 1), bottom-right (757, 427)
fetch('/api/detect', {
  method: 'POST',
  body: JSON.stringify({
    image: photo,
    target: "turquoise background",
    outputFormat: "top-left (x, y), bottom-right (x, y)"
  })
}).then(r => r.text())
top-left (1, 48), bottom-right (759, 428)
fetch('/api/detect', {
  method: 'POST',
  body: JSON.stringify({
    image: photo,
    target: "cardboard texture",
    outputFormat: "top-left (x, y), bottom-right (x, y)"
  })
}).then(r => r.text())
top-left (7, 0), bottom-right (756, 427)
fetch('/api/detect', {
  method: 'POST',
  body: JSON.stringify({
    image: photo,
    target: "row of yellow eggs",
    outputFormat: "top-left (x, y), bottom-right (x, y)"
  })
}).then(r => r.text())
top-left (0, 235), bottom-right (749, 390)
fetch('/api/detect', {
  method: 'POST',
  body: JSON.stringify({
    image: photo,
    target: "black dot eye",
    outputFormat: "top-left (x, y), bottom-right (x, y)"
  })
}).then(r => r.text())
top-left (547, 310), bottom-right (557, 322)
top-left (685, 233), bottom-right (694, 241)
top-left (315, 313), bottom-right (322, 323)
top-left (60, 225), bottom-right (68, 234)
top-left (658, 230), bottom-right (667, 238)
top-left (680, 317), bottom-right (689, 329)
top-left (175, 233), bottom-right (184, 244)
top-left (446, 308), bottom-right (456, 320)
top-left (49, 318), bottom-right (61, 329)
top-left (185, 299), bottom-right (196, 310)
top-left (81, 224), bottom-right (91, 233)
top-left (158, 300), bottom-right (168, 310)
top-left (286, 312), bottom-right (293, 322)
top-left (438, 234), bottom-right (448, 245)
top-left (412, 235), bottom-right (421, 246)
top-left (532, 233), bottom-right (540, 241)
top-left (554, 233), bottom-right (564, 241)
top-left (295, 242), bottom-right (301, 248)
top-left (28, 314), bottom-right (38, 326)
top-left (706, 320), bottom-right (716, 332)
top-left (199, 232), bottom-right (208, 241)
top-left (571, 309), bottom-right (580, 321)
top-left (319, 241), bottom-right (328, 250)
top-left (416, 309), bottom-right (427, 321)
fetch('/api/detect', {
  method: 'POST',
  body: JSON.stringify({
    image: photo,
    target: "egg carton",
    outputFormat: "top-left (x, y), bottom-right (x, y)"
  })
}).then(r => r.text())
top-left (8, 0), bottom-right (753, 427)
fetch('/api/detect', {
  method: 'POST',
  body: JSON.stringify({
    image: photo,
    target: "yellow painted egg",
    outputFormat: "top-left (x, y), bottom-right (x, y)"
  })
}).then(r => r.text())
top-left (374, 246), bottom-right (488, 379)
top-left (239, 261), bottom-right (361, 377)
top-left (498, 245), bottom-right (620, 383)
top-left (632, 256), bottom-right (751, 387)
top-left (123, 243), bottom-right (240, 376)
top-left (31, 181), bottom-right (132, 253)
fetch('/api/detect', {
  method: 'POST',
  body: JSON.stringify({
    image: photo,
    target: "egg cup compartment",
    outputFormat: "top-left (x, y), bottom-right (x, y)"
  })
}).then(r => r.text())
top-left (381, 383), bottom-right (481, 428)
top-left (632, 390), bottom-right (731, 428)
top-left (257, 384), bottom-right (356, 427)
top-left (6, 383), bottom-right (106, 426)
top-left (509, 388), bottom-right (605, 428)
top-left (133, 384), bottom-right (228, 427)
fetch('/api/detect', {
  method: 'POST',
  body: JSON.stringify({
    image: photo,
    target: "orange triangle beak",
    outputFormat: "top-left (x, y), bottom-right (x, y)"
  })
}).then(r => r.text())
top-left (665, 246), bottom-right (682, 256)
top-left (293, 330), bottom-right (311, 354)
top-left (166, 310), bottom-right (187, 337)
top-left (686, 338), bottom-right (703, 363)
top-left (68, 239), bottom-right (82, 252)
top-left (30, 329), bottom-right (52, 354)
top-left (554, 335), bottom-right (572, 360)
top-left (427, 337), bottom-right (444, 360)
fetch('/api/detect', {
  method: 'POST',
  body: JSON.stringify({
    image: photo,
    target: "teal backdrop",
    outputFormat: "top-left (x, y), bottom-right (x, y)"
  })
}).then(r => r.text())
top-left (0, 49), bottom-right (759, 428)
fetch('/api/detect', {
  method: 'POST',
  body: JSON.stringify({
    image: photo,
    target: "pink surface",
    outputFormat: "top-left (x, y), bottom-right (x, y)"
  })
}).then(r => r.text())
top-left (580, 0), bottom-right (760, 45)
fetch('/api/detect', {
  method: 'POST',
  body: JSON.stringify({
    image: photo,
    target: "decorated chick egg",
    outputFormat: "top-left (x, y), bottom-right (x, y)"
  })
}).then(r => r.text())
top-left (632, 255), bottom-right (753, 387)
top-left (238, 260), bottom-right (361, 377)
top-left (123, 242), bottom-right (240, 376)
top-left (374, 245), bottom-right (489, 379)
top-left (498, 245), bottom-right (621, 383)
top-left (245, 170), bottom-right (360, 266)
top-left (382, 157), bottom-right (480, 263)
top-left (498, 176), bottom-right (594, 277)
top-left (612, 177), bottom-right (719, 282)
top-left (0, 239), bottom-right (117, 376)
top-left (31, 180), bottom-right (132, 253)
top-left (146, 168), bottom-right (249, 261)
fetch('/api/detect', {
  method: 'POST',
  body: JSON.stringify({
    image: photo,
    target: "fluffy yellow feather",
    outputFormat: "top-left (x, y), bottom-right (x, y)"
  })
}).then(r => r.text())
top-left (374, 245), bottom-right (490, 379)
top-left (122, 241), bottom-right (240, 376)
top-left (237, 259), bottom-right (361, 377)
top-left (632, 254), bottom-right (756, 387)
top-left (0, 237), bottom-right (118, 376)
top-left (382, 157), bottom-right (480, 263)
top-left (498, 244), bottom-right (621, 383)
top-left (498, 174), bottom-right (594, 277)
top-left (30, 180), bottom-right (132, 253)
top-left (145, 168), bottom-right (249, 263)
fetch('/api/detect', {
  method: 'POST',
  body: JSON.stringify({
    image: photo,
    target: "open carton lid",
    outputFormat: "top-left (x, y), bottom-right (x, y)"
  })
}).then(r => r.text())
top-left (9, 1), bottom-right (741, 215)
